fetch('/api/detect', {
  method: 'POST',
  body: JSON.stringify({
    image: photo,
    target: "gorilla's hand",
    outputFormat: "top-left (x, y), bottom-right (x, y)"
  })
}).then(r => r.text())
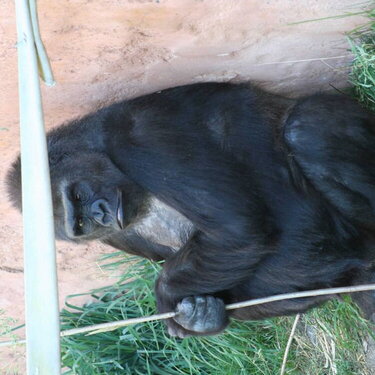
top-left (156, 272), bottom-right (229, 337)
top-left (173, 296), bottom-right (228, 337)
top-left (153, 227), bottom-right (264, 337)
top-left (163, 296), bottom-right (228, 338)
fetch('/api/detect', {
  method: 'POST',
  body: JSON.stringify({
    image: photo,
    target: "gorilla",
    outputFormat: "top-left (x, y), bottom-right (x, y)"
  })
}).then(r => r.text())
top-left (6, 82), bottom-right (375, 338)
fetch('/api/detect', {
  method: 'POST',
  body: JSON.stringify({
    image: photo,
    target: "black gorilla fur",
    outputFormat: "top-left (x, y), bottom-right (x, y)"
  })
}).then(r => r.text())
top-left (7, 82), bottom-right (375, 337)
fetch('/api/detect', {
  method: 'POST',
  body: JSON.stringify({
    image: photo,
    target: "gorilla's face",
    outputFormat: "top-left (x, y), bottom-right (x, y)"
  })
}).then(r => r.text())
top-left (7, 151), bottom-right (135, 242)
top-left (52, 152), bottom-right (129, 242)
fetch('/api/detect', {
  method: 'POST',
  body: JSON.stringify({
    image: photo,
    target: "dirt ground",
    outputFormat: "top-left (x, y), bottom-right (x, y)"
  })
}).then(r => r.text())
top-left (0, 0), bottom-right (369, 372)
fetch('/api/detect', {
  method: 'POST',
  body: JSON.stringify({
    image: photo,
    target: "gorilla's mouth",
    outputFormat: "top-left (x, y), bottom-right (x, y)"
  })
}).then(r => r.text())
top-left (116, 189), bottom-right (124, 230)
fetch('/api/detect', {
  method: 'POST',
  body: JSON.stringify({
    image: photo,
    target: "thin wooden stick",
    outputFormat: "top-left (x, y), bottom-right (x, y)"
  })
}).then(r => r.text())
top-left (224, 284), bottom-right (375, 310)
top-left (62, 312), bottom-right (177, 337)
top-left (1, 283), bottom-right (375, 347)
top-left (280, 314), bottom-right (301, 375)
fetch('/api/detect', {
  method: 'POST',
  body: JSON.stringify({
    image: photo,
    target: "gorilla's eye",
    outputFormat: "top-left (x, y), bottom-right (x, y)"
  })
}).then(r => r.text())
top-left (75, 193), bottom-right (81, 201)
top-left (77, 217), bottom-right (84, 227)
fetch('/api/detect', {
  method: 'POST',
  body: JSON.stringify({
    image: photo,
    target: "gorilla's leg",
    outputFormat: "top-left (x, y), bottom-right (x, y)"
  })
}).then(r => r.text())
top-left (284, 94), bottom-right (375, 229)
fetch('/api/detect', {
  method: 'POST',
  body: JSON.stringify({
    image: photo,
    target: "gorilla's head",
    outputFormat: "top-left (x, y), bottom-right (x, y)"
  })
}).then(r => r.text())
top-left (6, 150), bottom-right (143, 242)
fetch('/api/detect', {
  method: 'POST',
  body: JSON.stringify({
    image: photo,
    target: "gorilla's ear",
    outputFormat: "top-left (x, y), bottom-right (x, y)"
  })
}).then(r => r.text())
top-left (6, 156), bottom-right (22, 211)
top-left (6, 145), bottom-right (70, 213)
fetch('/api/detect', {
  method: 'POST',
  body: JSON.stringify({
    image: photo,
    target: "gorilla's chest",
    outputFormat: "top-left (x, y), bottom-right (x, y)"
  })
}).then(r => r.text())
top-left (132, 197), bottom-right (194, 251)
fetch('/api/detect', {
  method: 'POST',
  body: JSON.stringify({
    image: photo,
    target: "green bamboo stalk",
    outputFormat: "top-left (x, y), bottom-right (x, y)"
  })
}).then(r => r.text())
top-left (15, 0), bottom-right (60, 373)
top-left (28, 0), bottom-right (55, 86)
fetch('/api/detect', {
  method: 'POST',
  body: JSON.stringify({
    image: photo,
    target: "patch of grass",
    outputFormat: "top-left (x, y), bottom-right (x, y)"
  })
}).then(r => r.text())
top-left (289, 301), bottom-right (372, 375)
top-left (60, 257), bottom-right (285, 375)
top-left (0, 311), bottom-right (25, 375)
top-left (349, 6), bottom-right (375, 111)
top-left (60, 256), bottom-right (372, 375)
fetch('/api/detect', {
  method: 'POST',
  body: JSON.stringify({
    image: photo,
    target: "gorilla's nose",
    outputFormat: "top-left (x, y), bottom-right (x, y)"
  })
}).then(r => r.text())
top-left (91, 199), bottom-right (113, 226)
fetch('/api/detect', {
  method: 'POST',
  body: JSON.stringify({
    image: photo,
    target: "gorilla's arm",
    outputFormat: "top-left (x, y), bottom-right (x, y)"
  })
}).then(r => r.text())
top-left (154, 231), bottom-right (268, 336)
top-left (105, 112), bottom-right (276, 323)
top-left (103, 230), bottom-right (174, 261)
top-left (156, 191), bottom-right (367, 336)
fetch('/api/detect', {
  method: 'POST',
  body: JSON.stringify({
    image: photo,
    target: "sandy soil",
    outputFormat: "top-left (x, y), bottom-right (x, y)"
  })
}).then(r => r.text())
top-left (0, 0), bottom-right (369, 372)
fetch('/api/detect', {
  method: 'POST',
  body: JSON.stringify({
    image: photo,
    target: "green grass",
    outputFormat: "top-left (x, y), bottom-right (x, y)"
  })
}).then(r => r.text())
top-left (349, 7), bottom-right (375, 111)
top-left (59, 256), bottom-right (373, 375)
top-left (0, 311), bottom-right (25, 375)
